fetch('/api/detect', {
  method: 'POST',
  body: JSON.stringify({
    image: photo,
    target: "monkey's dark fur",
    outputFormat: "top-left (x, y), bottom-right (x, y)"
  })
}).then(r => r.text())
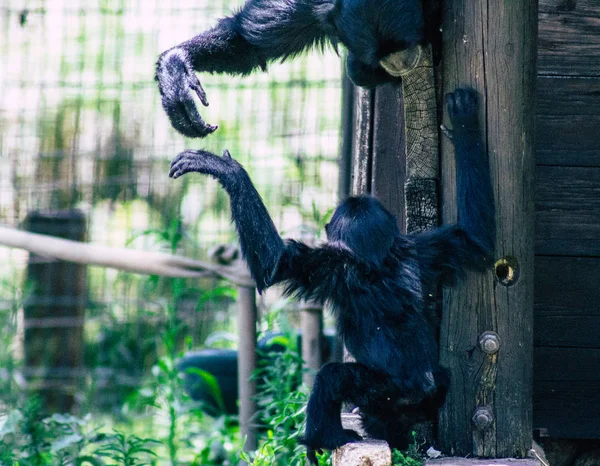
top-left (169, 89), bottom-right (494, 463)
top-left (156, 0), bottom-right (439, 138)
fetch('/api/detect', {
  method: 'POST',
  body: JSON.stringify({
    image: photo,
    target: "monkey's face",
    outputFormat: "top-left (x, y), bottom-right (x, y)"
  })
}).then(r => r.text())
top-left (332, 0), bottom-right (425, 74)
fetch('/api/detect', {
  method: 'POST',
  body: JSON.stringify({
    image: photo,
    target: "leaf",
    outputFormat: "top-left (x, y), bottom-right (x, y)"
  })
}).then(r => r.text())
top-left (51, 433), bottom-right (84, 452)
top-left (184, 368), bottom-right (226, 413)
top-left (0, 410), bottom-right (23, 437)
top-left (49, 413), bottom-right (88, 426)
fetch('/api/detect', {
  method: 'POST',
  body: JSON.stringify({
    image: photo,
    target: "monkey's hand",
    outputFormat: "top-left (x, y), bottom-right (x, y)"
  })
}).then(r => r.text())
top-left (156, 49), bottom-right (218, 139)
top-left (169, 149), bottom-right (238, 180)
top-left (441, 88), bottom-right (479, 141)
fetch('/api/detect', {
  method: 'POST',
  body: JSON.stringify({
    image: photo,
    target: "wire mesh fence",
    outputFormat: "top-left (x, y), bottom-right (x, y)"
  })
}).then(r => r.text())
top-left (0, 0), bottom-right (342, 409)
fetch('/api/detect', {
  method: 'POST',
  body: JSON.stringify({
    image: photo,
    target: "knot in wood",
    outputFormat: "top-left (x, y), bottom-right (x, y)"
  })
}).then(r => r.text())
top-left (472, 406), bottom-right (494, 430)
top-left (479, 331), bottom-right (501, 355)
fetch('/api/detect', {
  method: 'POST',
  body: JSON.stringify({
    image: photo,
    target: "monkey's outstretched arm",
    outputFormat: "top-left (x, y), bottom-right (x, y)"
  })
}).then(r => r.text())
top-left (415, 88), bottom-right (495, 284)
top-left (156, 0), bottom-right (335, 139)
top-left (169, 149), bottom-right (285, 292)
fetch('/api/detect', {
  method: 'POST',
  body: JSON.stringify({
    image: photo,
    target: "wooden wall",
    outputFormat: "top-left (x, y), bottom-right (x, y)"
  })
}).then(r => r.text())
top-left (533, 0), bottom-right (600, 438)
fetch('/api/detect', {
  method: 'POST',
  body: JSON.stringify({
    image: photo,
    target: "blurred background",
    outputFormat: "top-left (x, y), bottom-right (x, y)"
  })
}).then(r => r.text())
top-left (0, 0), bottom-right (343, 463)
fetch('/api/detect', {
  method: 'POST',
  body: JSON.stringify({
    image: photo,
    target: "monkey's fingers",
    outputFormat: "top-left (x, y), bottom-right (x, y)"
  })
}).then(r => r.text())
top-left (445, 88), bottom-right (478, 128)
top-left (440, 124), bottom-right (453, 140)
top-left (156, 50), bottom-right (217, 138)
top-left (169, 150), bottom-right (202, 178)
top-left (188, 72), bottom-right (209, 107)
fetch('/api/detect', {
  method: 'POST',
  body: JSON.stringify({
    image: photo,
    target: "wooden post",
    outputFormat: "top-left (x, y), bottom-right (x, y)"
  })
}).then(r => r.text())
top-left (300, 300), bottom-right (323, 388)
top-left (438, 0), bottom-right (538, 457)
top-left (24, 210), bottom-right (87, 412)
top-left (237, 286), bottom-right (258, 453)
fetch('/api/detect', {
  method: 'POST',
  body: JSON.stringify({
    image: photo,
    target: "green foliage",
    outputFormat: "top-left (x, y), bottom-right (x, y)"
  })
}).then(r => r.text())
top-left (391, 432), bottom-right (424, 466)
top-left (240, 334), bottom-right (329, 466)
top-left (94, 432), bottom-right (159, 466)
top-left (123, 219), bottom-right (231, 466)
top-left (0, 397), bottom-right (159, 466)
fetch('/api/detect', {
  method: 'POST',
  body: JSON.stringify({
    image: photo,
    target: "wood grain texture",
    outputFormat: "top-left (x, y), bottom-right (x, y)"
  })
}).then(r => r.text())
top-left (371, 83), bottom-right (406, 232)
top-left (402, 46), bottom-right (439, 180)
top-left (438, 0), bottom-right (537, 457)
top-left (401, 45), bottom-right (440, 235)
top-left (534, 381), bottom-right (600, 438)
top-left (535, 256), bottom-right (600, 317)
top-left (351, 87), bottom-right (375, 195)
top-left (538, 0), bottom-right (600, 76)
top-left (237, 287), bottom-right (258, 452)
top-left (535, 166), bottom-right (600, 256)
top-left (536, 77), bottom-right (600, 167)
top-left (24, 210), bottom-right (86, 413)
top-left (534, 347), bottom-right (600, 381)
top-left (535, 316), bottom-right (600, 348)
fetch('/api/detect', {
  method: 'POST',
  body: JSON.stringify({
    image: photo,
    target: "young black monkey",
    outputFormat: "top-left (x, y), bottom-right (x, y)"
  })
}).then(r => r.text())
top-left (156, 0), bottom-right (440, 138)
top-left (168, 88), bottom-right (494, 463)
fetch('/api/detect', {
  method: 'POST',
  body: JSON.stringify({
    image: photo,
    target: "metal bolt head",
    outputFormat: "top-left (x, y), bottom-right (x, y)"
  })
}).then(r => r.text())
top-left (472, 406), bottom-right (494, 430)
top-left (479, 331), bottom-right (501, 355)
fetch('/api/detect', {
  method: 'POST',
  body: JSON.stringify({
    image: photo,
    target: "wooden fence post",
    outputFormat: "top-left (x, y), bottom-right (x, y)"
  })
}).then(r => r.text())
top-left (24, 210), bottom-right (87, 412)
top-left (300, 300), bottom-right (323, 388)
top-left (438, 0), bottom-right (538, 457)
top-left (237, 286), bottom-right (258, 453)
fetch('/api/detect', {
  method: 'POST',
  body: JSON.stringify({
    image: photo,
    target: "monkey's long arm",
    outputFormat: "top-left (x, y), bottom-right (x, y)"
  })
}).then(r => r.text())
top-left (169, 149), bottom-right (353, 299)
top-left (156, 0), bottom-right (335, 138)
top-left (169, 149), bottom-right (285, 291)
top-left (415, 88), bottom-right (495, 284)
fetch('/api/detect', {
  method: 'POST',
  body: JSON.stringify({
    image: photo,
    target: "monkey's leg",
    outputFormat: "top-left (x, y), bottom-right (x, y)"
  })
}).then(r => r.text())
top-left (302, 362), bottom-right (402, 464)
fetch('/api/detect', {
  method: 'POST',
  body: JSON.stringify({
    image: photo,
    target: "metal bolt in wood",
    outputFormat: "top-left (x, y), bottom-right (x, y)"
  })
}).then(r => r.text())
top-left (472, 406), bottom-right (494, 431)
top-left (479, 331), bottom-right (501, 355)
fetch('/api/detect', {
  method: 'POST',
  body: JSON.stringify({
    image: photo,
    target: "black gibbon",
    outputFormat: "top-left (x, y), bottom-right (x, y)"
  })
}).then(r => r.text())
top-left (168, 88), bottom-right (495, 463)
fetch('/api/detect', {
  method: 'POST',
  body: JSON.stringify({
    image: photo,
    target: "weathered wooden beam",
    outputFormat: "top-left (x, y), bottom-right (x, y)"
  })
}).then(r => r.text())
top-left (438, 0), bottom-right (538, 457)
top-left (0, 225), bottom-right (254, 286)
top-left (24, 210), bottom-right (86, 412)
top-left (300, 300), bottom-right (323, 388)
top-left (401, 45), bottom-right (440, 234)
top-left (237, 286), bottom-right (258, 454)
top-left (425, 459), bottom-right (542, 466)
top-left (351, 87), bottom-right (375, 195)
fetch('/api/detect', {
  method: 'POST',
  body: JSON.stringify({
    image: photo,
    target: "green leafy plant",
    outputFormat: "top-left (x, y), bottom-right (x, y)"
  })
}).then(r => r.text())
top-left (392, 432), bottom-right (424, 466)
top-left (0, 398), bottom-right (146, 466)
top-left (94, 432), bottom-right (159, 466)
top-left (241, 334), bottom-right (330, 466)
top-left (124, 218), bottom-right (230, 465)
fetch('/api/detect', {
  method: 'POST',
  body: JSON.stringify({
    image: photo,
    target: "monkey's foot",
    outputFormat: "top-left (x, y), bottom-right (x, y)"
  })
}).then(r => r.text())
top-left (445, 88), bottom-right (478, 131)
top-left (303, 429), bottom-right (362, 465)
top-left (156, 48), bottom-right (218, 138)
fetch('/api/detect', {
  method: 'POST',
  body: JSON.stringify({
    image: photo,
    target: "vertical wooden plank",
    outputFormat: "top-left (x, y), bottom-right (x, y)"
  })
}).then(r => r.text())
top-left (402, 46), bottom-right (440, 235)
top-left (351, 87), bottom-right (375, 196)
top-left (339, 73), bottom-right (356, 201)
top-left (301, 301), bottom-right (324, 388)
top-left (438, 0), bottom-right (538, 457)
top-left (237, 286), bottom-right (258, 453)
top-left (372, 84), bottom-right (406, 232)
top-left (24, 210), bottom-right (86, 413)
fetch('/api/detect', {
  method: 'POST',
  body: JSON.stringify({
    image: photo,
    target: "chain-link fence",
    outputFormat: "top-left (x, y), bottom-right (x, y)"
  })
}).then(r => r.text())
top-left (0, 0), bottom-right (342, 409)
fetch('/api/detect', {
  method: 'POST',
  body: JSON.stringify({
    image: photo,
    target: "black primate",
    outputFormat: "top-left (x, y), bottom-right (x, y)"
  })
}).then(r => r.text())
top-left (156, 0), bottom-right (439, 138)
top-left (168, 89), bottom-right (494, 462)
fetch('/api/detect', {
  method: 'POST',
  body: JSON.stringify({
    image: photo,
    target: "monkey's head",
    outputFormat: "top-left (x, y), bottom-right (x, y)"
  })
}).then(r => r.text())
top-left (330, 0), bottom-right (425, 76)
top-left (326, 196), bottom-right (399, 266)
